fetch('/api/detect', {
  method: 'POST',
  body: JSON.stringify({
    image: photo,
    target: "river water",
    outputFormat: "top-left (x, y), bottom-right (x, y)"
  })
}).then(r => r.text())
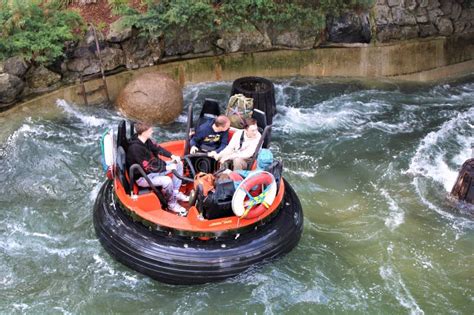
top-left (0, 76), bottom-right (473, 314)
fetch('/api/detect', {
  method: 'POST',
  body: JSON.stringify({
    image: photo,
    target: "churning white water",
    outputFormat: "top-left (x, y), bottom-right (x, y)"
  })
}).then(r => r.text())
top-left (0, 76), bottom-right (472, 313)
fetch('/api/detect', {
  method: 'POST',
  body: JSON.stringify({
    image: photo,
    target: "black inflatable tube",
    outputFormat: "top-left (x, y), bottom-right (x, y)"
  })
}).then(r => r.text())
top-left (93, 179), bottom-right (304, 285)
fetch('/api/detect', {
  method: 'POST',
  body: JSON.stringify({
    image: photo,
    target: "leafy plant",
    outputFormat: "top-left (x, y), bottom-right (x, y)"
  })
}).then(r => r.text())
top-left (118, 0), bottom-right (375, 41)
top-left (218, 0), bottom-right (326, 34)
top-left (0, 0), bottom-right (84, 64)
top-left (120, 0), bottom-right (218, 41)
top-left (108, 0), bottom-right (130, 14)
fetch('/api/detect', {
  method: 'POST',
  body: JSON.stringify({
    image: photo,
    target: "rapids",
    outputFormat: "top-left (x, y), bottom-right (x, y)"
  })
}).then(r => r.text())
top-left (0, 76), bottom-right (473, 314)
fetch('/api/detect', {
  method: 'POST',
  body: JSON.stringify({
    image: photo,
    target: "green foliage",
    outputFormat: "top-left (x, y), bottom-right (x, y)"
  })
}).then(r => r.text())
top-left (108, 0), bottom-right (130, 14)
top-left (218, 0), bottom-right (326, 33)
top-left (121, 0), bottom-right (217, 40)
top-left (0, 0), bottom-right (84, 64)
top-left (119, 0), bottom-right (375, 41)
top-left (47, 0), bottom-right (75, 10)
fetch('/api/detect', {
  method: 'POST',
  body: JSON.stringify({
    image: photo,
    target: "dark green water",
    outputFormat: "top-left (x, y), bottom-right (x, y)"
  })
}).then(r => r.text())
top-left (0, 76), bottom-right (473, 314)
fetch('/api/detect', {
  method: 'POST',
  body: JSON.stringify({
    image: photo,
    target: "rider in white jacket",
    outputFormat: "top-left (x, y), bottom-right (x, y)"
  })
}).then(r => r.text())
top-left (209, 118), bottom-right (261, 170)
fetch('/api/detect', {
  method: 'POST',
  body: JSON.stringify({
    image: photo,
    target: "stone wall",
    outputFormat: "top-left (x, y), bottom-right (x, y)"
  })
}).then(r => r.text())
top-left (1, 2), bottom-right (474, 111)
top-left (375, 0), bottom-right (474, 41)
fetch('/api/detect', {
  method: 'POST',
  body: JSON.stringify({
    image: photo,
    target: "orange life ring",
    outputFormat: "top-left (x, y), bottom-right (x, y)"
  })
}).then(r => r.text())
top-left (232, 171), bottom-right (277, 219)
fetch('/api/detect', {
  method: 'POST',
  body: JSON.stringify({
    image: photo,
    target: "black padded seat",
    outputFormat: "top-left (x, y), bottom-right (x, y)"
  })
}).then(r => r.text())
top-left (196, 98), bottom-right (221, 129)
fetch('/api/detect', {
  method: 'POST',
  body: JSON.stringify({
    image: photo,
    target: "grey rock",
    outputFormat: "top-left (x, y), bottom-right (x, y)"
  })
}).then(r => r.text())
top-left (401, 25), bottom-right (420, 38)
top-left (73, 46), bottom-right (94, 59)
top-left (405, 0), bottom-right (418, 11)
top-left (3, 56), bottom-right (29, 78)
top-left (0, 73), bottom-right (25, 103)
top-left (387, 0), bottom-right (401, 6)
top-left (416, 7), bottom-right (429, 22)
top-left (436, 17), bottom-right (454, 36)
top-left (164, 37), bottom-right (194, 56)
top-left (122, 36), bottom-right (161, 69)
top-left (429, 8), bottom-right (444, 21)
top-left (451, 3), bottom-right (462, 20)
top-left (376, 0), bottom-right (386, 4)
top-left (326, 12), bottom-right (372, 43)
top-left (217, 29), bottom-right (272, 53)
top-left (439, 0), bottom-right (452, 15)
top-left (26, 65), bottom-right (61, 89)
top-left (392, 7), bottom-right (417, 25)
top-left (83, 61), bottom-right (101, 76)
top-left (376, 5), bottom-right (392, 25)
top-left (193, 37), bottom-right (214, 54)
top-left (377, 24), bottom-right (402, 42)
top-left (106, 18), bottom-right (132, 43)
top-left (99, 47), bottom-right (125, 71)
top-left (418, 0), bottom-right (429, 8)
top-left (67, 57), bottom-right (91, 73)
top-left (427, 0), bottom-right (440, 10)
top-left (460, 8), bottom-right (474, 21)
top-left (271, 30), bottom-right (318, 49)
top-left (82, 26), bottom-right (105, 47)
top-left (454, 21), bottom-right (468, 33)
top-left (419, 23), bottom-right (438, 37)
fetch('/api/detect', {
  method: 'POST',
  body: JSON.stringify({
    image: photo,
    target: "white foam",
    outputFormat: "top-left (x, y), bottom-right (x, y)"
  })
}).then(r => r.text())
top-left (381, 189), bottom-right (405, 231)
top-left (274, 105), bottom-right (359, 134)
top-left (89, 181), bottom-right (103, 202)
top-left (379, 265), bottom-right (424, 315)
top-left (368, 121), bottom-right (413, 134)
top-left (56, 99), bottom-right (107, 127)
top-left (406, 107), bottom-right (474, 192)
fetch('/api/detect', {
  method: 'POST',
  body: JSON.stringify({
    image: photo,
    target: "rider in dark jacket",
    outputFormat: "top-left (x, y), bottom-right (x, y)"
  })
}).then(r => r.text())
top-left (126, 122), bottom-right (188, 215)
top-left (127, 135), bottom-right (171, 175)
top-left (190, 115), bottom-right (230, 154)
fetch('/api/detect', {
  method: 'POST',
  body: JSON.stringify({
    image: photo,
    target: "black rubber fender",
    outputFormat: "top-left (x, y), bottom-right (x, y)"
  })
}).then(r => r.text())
top-left (93, 179), bottom-right (303, 285)
top-left (230, 76), bottom-right (276, 125)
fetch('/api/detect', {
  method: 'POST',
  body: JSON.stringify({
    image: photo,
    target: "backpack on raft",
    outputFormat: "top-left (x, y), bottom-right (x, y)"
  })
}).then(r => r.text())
top-left (195, 172), bottom-right (243, 220)
top-left (225, 94), bottom-right (253, 129)
top-left (193, 172), bottom-right (215, 196)
top-left (197, 177), bottom-right (235, 220)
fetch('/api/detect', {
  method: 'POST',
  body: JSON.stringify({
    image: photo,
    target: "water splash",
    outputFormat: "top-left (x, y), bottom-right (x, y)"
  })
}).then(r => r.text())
top-left (380, 189), bottom-right (405, 231)
top-left (407, 107), bottom-right (474, 192)
top-left (56, 99), bottom-right (107, 127)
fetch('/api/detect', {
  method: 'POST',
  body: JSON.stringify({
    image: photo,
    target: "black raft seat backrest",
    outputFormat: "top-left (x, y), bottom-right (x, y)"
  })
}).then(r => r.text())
top-left (196, 98), bottom-right (220, 129)
top-left (117, 120), bottom-right (128, 151)
top-left (116, 146), bottom-right (131, 194)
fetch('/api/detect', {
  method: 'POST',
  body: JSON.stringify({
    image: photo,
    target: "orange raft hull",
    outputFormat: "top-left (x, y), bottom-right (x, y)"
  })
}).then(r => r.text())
top-left (114, 139), bottom-right (286, 236)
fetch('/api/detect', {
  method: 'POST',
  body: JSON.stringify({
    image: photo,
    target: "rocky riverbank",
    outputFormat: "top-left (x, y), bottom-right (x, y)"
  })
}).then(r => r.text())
top-left (0, 0), bottom-right (473, 111)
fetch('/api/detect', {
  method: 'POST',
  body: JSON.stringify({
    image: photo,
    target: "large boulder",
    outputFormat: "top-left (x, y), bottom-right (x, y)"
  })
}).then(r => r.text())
top-left (0, 73), bottom-right (25, 104)
top-left (116, 73), bottom-right (183, 124)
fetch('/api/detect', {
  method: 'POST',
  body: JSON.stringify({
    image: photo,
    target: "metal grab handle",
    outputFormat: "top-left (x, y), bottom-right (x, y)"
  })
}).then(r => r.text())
top-left (184, 105), bottom-right (194, 155)
top-left (129, 164), bottom-right (168, 209)
top-left (171, 169), bottom-right (194, 183)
